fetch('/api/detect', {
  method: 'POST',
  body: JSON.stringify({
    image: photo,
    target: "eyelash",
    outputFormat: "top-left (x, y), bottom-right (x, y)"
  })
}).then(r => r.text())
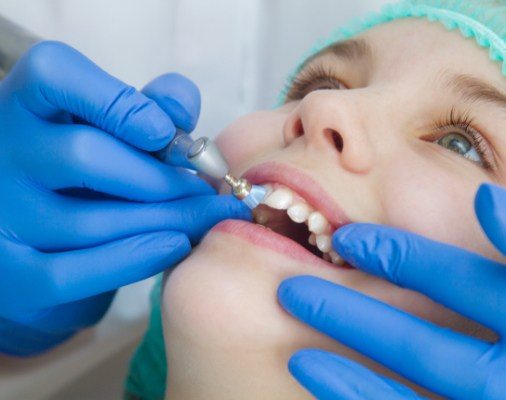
top-left (284, 64), bottom-right (494, 171)
top-left (431, 108), bottom-right (493, 170)
top-left (283, 63), bottom-right (347, 102)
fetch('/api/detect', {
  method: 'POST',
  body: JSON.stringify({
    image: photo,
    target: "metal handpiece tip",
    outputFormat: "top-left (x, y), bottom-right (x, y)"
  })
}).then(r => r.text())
top-left (223, 174), bottom-right (266, 209)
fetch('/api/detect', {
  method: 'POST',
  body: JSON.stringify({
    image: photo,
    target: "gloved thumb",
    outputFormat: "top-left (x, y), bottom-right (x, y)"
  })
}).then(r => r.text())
top-left (142, 73), bottom-right (201, 133)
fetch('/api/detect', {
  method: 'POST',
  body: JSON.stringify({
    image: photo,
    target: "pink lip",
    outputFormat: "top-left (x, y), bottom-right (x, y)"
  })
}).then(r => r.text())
top-left (243, 161), bottom-right (351, 229)
top-left (213, 220), bottom-right (353, 270)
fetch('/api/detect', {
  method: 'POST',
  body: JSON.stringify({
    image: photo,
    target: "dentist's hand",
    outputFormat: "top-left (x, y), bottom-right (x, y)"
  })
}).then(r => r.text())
top-left (278, 183), bottom-right (506, 399)
top-left (0, 41), bottom-right (250, 356)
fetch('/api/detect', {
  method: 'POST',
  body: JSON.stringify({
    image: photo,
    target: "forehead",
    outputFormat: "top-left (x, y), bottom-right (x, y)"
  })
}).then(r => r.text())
top-left (354, 19), bottom-right (505, 90)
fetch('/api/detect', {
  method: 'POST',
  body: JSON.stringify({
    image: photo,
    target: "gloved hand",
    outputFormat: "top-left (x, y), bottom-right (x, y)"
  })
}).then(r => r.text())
top-left (0, 41), bottom-right (250, 356)
top-left (278, 182), bottom-right (506, 400)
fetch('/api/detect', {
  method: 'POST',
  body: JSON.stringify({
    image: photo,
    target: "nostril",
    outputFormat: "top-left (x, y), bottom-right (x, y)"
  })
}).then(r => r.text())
top-left (293, 118), bottom-right (305, 138)
top-left (325, 129), bottom-right (344, 152)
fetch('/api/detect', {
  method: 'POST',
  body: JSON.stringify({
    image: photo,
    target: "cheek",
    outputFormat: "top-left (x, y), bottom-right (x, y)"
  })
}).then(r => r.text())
top-left (215, 110), bottom-right (287, 170)
top-left (380, 156), bottom-right (495, 256)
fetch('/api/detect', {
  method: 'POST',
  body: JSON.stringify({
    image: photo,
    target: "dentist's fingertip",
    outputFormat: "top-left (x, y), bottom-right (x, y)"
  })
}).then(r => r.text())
top-left (142, 72), bottom-right (201, 133)
top-left (288, 349), bottom-right (317, 376)
top-left (474, 183), bottom-right (503, 215)
top-left (237, 202), bottom-right (253, 221)
top-left (277, 275), bottom-right (320, 309)
top-left (332, 224), bottom-right (360, 256)
top-left (163, 97), bottom-right (198, 132)
top-left (135, 105), bottom-right (178, 152)
top-left (219, 194), bottom-right (253, 221)
top-left (277, 277), bottom-right (297, 304)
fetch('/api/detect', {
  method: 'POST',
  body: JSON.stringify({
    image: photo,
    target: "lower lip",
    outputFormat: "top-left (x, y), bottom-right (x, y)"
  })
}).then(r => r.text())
top-left (212, 220), bottom-right (353, 270)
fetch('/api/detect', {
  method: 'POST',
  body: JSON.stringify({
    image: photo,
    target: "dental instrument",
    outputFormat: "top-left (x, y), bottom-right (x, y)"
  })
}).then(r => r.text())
top-left (157, 130), bottom-right (266, 209)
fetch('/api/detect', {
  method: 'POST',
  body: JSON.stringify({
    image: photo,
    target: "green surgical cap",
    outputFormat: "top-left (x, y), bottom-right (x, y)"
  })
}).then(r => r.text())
top-left (281, 0), bottom-right (506, 103)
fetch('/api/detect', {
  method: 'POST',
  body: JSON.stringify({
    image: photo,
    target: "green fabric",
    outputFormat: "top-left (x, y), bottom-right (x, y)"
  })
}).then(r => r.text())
top-left (125, 2), bottom-right (506, 399)
top-left (124, 276), bottom-right (166, 400)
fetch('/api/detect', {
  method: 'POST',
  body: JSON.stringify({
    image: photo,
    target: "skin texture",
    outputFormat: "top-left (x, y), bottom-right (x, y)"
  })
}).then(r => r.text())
top-left (162, 19), bottom-right (506, 399)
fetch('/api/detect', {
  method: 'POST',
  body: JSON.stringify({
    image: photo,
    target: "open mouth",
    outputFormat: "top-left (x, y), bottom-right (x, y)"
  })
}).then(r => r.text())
top-left (253, 183), bottom-right (347, 266)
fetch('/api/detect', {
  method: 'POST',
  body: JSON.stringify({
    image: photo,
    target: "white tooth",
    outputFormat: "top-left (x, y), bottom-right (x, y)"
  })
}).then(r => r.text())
top-left (253, 208), bottom-right (269, 225)
top-left (329, 250), bottom-right (345, 265)
top-left (263, 187), bottom-right (293, 210)
top-left (308, 233), bottom-right (316, 246)
top-left (316, 234), bottom-right (332, 253)
top-left (287, 203), bottom-right (312, 223)
top-left (263, 184), bottom-right (274, 196)
top-left (308, 211), bottom-right (329, 234)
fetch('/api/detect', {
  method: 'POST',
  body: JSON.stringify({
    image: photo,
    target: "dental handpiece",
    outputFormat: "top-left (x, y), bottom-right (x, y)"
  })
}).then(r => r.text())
top-left (157, 130), bottom-right (266, 209)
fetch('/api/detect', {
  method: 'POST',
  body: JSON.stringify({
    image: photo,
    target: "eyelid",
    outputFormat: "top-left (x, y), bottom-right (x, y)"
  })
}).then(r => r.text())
top-left (284, 61), bottom-right (349, 102)
top-left (426, 109), bottom-right (496, 171)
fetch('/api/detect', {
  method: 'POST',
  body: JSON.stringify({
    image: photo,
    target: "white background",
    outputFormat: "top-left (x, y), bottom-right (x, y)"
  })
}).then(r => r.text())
top-left (0, 0), bottom-right (390, 137)
top-left (0, 1), bottom-right (390, 399)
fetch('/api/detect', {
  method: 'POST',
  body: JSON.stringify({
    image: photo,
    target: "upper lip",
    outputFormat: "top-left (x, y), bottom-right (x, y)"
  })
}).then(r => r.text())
top-left (243, 161), bottom-right (351, 229)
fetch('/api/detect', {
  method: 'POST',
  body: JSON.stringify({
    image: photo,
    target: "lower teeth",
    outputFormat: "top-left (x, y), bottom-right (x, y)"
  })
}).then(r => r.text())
top-left (253, 197), bottom-right (345, 266)
top-left (329, 250), bottom-right (344, 265)
top-left (308, 233), bottom-right (316, 246)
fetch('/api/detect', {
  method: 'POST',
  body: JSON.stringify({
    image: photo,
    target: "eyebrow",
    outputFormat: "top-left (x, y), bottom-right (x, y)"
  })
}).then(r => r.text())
top-left (301, 41), bottom-right (506, 116)
top-left (443, 72), bottom-right (506, 114)
top-left (300, 38), bottom-right (373, 70)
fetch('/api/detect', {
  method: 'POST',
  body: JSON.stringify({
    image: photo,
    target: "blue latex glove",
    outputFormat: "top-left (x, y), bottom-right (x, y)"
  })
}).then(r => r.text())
top-left (0, 41), bottom-right (250, 356)
top-left (278, 182), bottom-right (506, 399)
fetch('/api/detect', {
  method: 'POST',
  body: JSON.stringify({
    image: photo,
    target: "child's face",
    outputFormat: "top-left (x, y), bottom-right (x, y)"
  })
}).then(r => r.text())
top-left (163, 19), bottom-right (506, 399)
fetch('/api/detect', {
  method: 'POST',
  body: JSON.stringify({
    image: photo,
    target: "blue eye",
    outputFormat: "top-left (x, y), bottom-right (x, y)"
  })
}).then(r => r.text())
top-left (436, 132), bottom-right (482, 164)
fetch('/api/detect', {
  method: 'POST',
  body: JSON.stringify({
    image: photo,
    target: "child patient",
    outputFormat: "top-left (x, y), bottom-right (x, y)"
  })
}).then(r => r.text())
top-left (125, 1), bottom-right (506, 398)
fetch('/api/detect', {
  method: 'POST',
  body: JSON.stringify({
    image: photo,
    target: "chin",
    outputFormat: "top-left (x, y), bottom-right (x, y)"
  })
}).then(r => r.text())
top-left (161, 220), bottom-right (458, 399)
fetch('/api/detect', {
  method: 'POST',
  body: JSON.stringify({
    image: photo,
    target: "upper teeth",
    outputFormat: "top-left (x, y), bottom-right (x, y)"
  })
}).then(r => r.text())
top-left (264, 187), bottom-right (293, 210)
top-left (260, 184), bottom-right (345, 266)
top-left (287, 203), bottom-right (312, 223)
top-left (308, 211), bottom-right (329, 235)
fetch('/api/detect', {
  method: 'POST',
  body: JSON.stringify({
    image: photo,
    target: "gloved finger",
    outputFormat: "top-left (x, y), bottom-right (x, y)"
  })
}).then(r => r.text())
top-left (0, 231), bottom-right (190, 313)
top-left (21, 123), bottom-right (213, 201)
top-left (332, 223), bottom-right (506, 333)
top-left (11, 291), bottom-right (116, 334)
top-left (288, 349), bottom-right (424, 400)
top-left (7, 41), bottom-right (178, 151)
top-left (142, 73), bottom-right (201, 132)
top-left (475, 183), bottom-right (506, 255)
top-left (0, 317), bottom-right (75, 357)
top-left (14, 194), bottom-right (250, 251)
top-left (278, 276), bottom-right (490, 399)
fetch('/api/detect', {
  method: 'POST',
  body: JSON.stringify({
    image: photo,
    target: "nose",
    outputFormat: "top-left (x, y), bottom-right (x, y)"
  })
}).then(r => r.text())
top-left (283, 90), bottom-right (374, 174)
